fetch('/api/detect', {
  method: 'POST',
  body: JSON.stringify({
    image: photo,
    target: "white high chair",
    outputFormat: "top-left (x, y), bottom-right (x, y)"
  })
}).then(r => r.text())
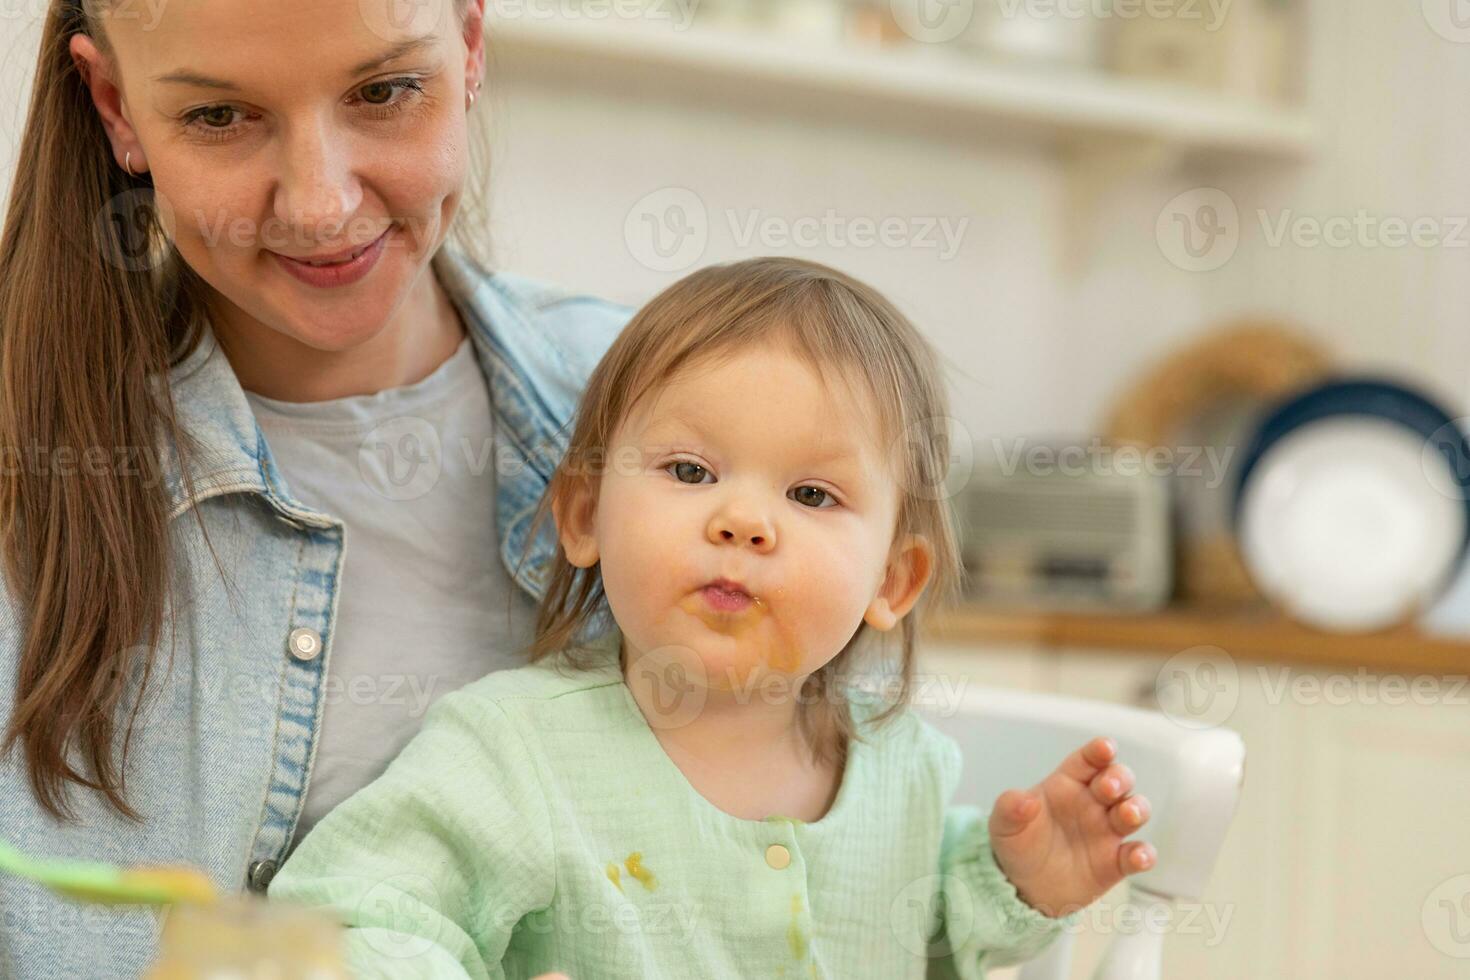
top-left (912, 672), bottom-right (1246, 980)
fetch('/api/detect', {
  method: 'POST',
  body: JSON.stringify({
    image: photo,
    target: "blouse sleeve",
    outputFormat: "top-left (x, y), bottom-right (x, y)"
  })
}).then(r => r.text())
top-left (932, 804), bottom-right (1083, 979)
top-left (924, 726), bottom-right (1083, 980)
top-left (266, 688), bottom-right (556, 980)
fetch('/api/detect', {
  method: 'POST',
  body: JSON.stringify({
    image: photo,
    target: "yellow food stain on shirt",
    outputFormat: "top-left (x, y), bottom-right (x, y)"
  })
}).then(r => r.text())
top-left (624, 852), bottom-right (657, 891)
top-left (788, 893), bottom-right (808, 960)
top-left (606, 863), bottom-right (622, 892)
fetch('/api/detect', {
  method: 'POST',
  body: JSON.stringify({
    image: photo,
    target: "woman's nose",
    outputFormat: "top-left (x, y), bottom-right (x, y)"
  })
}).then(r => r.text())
top-left (272, 121), bottom-right (361, 244)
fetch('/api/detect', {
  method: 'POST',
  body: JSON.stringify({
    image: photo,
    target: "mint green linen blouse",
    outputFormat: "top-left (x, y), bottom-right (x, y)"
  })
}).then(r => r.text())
top-left (267, 625), bottom-right (1078, 978)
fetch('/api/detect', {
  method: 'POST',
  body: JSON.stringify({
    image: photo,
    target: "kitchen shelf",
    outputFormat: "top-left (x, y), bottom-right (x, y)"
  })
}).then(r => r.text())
top-left (924, 604), bottom-right (1470, 675)
top-left (489, 16), bottom-right (1316, 160)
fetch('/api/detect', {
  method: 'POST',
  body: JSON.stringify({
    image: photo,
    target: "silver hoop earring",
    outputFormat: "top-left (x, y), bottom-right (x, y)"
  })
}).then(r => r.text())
top-left (125, 151), bottom-right (135, 177)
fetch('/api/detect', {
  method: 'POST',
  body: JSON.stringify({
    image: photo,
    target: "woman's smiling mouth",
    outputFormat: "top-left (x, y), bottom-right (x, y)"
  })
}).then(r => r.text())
top-left (271, 226), bottom-right (393, 288)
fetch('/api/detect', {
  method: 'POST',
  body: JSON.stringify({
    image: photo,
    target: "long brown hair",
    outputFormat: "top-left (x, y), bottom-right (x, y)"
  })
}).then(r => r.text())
top-left (0, 0), bottom-right (494, 821)
top-left (519, 257), bottom-right (965, 769)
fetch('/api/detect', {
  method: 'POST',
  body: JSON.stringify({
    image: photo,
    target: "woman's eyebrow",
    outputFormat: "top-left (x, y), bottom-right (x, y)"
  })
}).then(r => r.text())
top-left (152, 34), bottom-right (438, 90)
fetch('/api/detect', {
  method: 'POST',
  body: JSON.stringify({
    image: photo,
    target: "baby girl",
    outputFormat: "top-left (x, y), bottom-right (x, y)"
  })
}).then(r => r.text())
top-left (268, 255), bottom-right (1155, 978)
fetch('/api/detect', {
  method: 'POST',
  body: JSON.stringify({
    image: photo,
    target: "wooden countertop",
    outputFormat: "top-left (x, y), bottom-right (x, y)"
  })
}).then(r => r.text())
top-left (924, 603), bottom-right (1470, 675)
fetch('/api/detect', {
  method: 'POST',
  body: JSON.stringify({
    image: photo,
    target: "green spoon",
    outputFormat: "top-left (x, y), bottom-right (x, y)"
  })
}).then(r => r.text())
top-left (0, 838), bottom-right (218, 906)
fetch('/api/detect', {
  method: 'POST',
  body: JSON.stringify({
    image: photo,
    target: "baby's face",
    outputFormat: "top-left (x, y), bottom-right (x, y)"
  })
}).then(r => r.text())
top-left (561, 342), bottom-right (931, 697)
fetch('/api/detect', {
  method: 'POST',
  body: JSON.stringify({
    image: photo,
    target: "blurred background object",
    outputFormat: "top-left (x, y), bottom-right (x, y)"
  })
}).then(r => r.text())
top-left (1109, 0), bottom-right (1301, 102)
top-left (1103, 321), bottom-right (1333, 606)
top-left (956, 439), bottom-right (1174, 611)
top-left (961, 0), bottom-right (1109, 69)
top-left (144, 895), bottom-right (347, 980)
top-left (1232, 377), bottom-right (1470, 632)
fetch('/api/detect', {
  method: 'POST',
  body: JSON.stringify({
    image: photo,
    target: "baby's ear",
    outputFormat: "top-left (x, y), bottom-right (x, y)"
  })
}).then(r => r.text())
top-left (863, 533), bottom-right (935, 632)
top-left (552, 474), bottom-right (600, 568)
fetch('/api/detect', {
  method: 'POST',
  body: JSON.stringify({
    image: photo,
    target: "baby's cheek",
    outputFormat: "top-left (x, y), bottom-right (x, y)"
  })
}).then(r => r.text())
top-left (782, 543), bottom-right (883, 661)
top-left (593, 504), bottom-right (664, 628)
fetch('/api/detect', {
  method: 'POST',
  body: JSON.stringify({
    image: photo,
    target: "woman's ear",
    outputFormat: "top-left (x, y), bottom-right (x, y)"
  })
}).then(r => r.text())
top-left (552, 475), bottom-right (600, 569)
top-left (462, 0), bottom-right (487, 91)
top-left (70, 35), bottom-right (145, 175)
top-left (863, 533), bottom-right (935, 632)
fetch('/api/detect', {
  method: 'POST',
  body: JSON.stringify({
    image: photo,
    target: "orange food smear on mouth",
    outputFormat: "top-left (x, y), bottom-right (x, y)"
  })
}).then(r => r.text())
top-left (675, 591), bottom-right (805, 685)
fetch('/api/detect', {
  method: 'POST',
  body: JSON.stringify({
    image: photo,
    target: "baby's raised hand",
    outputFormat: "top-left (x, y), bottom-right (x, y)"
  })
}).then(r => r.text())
top-left (987, 736), bottom-right (1156, 918)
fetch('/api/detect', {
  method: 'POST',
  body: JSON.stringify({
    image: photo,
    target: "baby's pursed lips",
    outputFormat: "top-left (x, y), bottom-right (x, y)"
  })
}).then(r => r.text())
top-left (702, 577), bottom-right (754, 598)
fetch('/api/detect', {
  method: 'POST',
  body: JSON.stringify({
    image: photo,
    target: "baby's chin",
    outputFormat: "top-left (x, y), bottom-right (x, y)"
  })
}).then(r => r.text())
top-left (675, 631), bottom-right (818, 700)
top-left (622, 597), bottom-right (845, 692)
top-left (695, 651), bottom-right (790, 695)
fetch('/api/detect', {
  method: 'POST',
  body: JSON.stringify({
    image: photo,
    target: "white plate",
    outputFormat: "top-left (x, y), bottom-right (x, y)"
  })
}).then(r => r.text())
top-left (1238, 416), bottom-right (1466, 631)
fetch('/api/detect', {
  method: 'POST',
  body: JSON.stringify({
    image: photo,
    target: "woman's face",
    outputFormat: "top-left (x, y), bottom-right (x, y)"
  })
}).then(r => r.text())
top-left (72, 0), bottom-right (484, 353)
top-left (562, 342), bottom-right (934, 699)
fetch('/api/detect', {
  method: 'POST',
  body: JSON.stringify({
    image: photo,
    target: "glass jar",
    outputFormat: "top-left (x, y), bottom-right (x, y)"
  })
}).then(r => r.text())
top-left (143, 893), bottom-right (349, 980)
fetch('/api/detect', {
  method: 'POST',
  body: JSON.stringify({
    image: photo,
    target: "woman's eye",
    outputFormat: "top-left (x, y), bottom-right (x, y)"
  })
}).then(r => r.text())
top-left (791, 485), bottom-right (837, 509)
top-left (192, 106), bottom-right (237, 130)
top-left (181, 77), bottom-right (427, 142)
top-left (355, 77), bottom-right (426, 113)
top-left (667, 460), bottom-right (711, 485)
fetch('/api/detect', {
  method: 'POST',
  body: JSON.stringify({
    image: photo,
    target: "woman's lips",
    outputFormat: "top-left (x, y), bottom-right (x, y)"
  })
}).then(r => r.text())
top-left (271, 226), bottom-right (391, 288)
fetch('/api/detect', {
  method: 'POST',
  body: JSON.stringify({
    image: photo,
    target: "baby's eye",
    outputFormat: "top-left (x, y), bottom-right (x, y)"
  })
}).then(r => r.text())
top-left (790, 486), bottom-right (837, 509)
top-left (667, 460), bottom-right (711, 485)
top-left (664, 461), bottom-right (837, 509)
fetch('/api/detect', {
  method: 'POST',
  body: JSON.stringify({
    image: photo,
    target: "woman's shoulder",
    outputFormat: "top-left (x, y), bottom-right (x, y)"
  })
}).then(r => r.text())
top-left (488, 269), bottom-right (637, 326)
top-left (439, 248), bottom-right (635, 363)
top-left (438, 248), bottom-right (637, 420)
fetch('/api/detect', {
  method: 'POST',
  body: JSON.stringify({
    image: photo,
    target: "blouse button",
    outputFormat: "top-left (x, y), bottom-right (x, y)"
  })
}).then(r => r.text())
top-left (765, 844), bottom-right (791, 870)
top-left (287, 627), bottom-right (322, 662)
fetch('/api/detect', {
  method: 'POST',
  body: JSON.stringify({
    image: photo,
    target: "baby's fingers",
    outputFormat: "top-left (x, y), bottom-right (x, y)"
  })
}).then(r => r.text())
top-left (1053, 736), bottom-right (1117, 785)
top-left (1119, 840), bottom-right (1156, 876)
top-left (989, 787), bottom-right (1042, 838)
top-left (1107, 793), bottom-right (1151, 835)
top-left (1088, 763), bottom-right (1135, 806)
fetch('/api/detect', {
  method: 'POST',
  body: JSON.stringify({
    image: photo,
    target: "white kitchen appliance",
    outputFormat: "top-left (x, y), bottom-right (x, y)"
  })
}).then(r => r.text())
top-left (955, 440), bottom-right (1173, 611)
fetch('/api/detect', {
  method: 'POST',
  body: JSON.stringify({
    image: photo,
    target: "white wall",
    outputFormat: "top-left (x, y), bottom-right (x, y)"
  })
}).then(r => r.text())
top-left (1193, 2), bottom-right (1470, 415)
top-left (479, 71), bottom-right (1103, 444)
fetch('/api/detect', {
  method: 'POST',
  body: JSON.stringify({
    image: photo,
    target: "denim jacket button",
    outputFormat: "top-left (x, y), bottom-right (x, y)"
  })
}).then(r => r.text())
top-left (287, 627), bottom-right (322, 662)
top-left (247, 859), bottom-right (278, 892)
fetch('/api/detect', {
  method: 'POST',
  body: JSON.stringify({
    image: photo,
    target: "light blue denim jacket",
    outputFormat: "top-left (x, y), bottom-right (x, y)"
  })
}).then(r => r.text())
top-left (0, 245), bottom-right (634, 979)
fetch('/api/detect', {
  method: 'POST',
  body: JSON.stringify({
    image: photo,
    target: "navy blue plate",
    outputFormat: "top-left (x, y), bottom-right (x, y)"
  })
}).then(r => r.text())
top-left (1231, 377), bottom-right (1470, 555)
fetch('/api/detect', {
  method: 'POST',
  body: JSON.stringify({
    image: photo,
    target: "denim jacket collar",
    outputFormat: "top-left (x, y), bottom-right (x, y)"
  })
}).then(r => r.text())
top-left (159, 243), bottom-right (576, 600)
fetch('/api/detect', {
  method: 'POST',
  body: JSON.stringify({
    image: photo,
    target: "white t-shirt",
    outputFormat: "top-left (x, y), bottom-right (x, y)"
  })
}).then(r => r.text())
top-left (244, 335), bottom-right (539, 848)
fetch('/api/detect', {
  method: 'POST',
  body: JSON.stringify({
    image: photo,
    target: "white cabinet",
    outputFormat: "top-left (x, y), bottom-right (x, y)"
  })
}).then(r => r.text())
top-left (915, 640), bottom-right (1470, 980)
